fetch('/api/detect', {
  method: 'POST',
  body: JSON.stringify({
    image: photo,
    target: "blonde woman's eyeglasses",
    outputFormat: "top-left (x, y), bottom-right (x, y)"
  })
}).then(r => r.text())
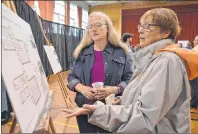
top-left (86, 23), bottom-right (107, 30)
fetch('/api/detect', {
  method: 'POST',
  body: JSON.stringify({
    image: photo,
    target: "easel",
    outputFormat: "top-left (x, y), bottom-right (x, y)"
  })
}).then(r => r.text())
top-left (35, 10), bottom-right (76, 109)
top-left (2, 0), bottom-right (17, 13)
top-left (33, 90), bottom-right (56, 133)
top-left (2, 1), bottom-right (56, 133)
top-left (9, 91), bottom-right (56, 133)
top-left (9, 118), bottom-right (55, 133)
top-left (9, 114), bottom-right (17, 133)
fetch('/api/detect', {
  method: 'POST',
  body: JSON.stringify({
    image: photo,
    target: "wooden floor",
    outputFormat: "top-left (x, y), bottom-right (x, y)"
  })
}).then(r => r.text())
top-left (2, 71), bottom-right (198, 133)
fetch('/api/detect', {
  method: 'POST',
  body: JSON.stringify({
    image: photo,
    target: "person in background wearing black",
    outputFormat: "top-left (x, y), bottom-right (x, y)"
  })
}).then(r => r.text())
top-left (121, 33), bottom-right (134, 53)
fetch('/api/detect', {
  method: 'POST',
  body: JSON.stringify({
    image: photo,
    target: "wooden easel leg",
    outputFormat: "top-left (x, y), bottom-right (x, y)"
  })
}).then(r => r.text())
top-left (57, 73), bottom-right (76, 108)
top-left (57, 73), bottom-right (69, 108)
top-left (58, 73), bottom-right (69, 96)
top-left (49, 116), bottom-right (55, 133)
top-left (9, 117), bottom-right (17, 133)
top-left (47, 75), bottom-right (50, 82)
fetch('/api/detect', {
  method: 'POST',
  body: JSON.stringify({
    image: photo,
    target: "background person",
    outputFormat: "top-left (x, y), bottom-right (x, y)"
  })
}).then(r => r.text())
top-left (121, 33), bottom-right (134, 52)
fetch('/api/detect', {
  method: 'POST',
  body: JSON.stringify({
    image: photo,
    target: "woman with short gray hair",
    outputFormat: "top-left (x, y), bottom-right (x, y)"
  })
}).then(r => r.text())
top-left (65, 8), bottom-right (198, 133)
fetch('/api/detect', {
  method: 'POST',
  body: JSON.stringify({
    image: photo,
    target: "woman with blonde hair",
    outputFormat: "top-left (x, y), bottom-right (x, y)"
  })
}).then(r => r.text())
top-left (65, 8), bottom-right (198, 133)
top-left (67, 12), bottom-right (133, 133)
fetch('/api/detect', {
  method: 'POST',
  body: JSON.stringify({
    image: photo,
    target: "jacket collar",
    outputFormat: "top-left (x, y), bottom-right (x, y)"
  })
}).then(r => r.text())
top-left (83, 44), bottom-right (94, 56)
top-left (104, 42), bottom-right (114, 54)
top-left (83, 42), bottom-right (114, 56)
top-left (131, 39), bottom-right (174, 70)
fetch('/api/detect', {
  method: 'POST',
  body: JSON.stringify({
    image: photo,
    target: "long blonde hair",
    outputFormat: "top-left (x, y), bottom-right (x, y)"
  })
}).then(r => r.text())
top-left (73, 12), bottom-right (129, 58)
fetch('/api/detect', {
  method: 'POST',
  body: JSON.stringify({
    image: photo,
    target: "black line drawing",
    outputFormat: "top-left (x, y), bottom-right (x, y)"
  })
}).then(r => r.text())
top-left (8, 26), bottom-right (16, 39)
top-left (19, 86), bottom-right (30, 104)
top-left (13, 71), bottom-right (28, 90)
top-left (18, 51), bottom-right (30, 64)
top-left (56, 59), bottom-right (60, 64)
top-left (30, 40), bottom-right (36, 49)
top-left (2, 4), bottom-right (49, 133)
top-left (22, 71), bottom-right (28, 83)
top-left (2, 24), bottom-right (30, 64)
top-left (28, 76), bottom-right (41, 105)
top-left (34, 66), bottom-right (40, 78)
top-left (2, 39), bottom-right (16, 50)
top-left (2, 15), bottom-right (21, 28)
top-left (2, 26), bottom-right (16, 51)
top-left (15, 41), bottom-right (21, 49)
top-left (37, 61), bottom-right (44, 75)
top-left (40, 76), bottom-right (48, 94)
top-left (13, 73), bottom-right (25, 90)
top-left (2, 25), bottom-right (9, 33)
top-left (15, 40), bottom-right (30, 65)
top-left (29, 34), bottom-right (36, 49)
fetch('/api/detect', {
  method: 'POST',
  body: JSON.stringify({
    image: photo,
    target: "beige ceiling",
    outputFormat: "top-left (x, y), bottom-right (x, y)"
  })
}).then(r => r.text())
top-left (85, 0), bottom-right (130, 6)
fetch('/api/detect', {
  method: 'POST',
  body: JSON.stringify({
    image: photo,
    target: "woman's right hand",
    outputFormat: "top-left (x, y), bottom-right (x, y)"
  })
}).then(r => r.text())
top-left (112, 97), bottom-right (121, 105)
top-left (75, 83), bottom-right (97, 100)
top-left (63, 104), bottom-right (96, 118)
top-left (81, 87), bottom-right (97, 100)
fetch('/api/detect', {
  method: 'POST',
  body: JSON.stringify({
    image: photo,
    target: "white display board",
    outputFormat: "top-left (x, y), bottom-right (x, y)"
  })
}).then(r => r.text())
top-left (2, 4), bottom-right (49, 133)
top-left (178, 40), bottom-right (190, 48)
top-left (44, 46), bottom-right (62, 74)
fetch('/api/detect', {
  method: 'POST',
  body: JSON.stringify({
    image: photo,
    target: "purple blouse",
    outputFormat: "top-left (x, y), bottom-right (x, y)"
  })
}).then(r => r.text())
top-left (90, 50), bottom-right (105, 86)
top-left (86, 50), bottom-right (105, 104)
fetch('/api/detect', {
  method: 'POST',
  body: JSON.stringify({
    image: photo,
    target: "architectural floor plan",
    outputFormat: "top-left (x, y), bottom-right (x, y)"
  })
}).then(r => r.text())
top-left (2, 4), bottom-right (49, 133)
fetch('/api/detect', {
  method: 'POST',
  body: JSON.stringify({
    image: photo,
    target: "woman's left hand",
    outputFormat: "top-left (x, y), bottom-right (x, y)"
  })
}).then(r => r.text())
top-left (95, 86), bottom-right (118, 100)
top-left (63, 104), bottom-right (96, 118)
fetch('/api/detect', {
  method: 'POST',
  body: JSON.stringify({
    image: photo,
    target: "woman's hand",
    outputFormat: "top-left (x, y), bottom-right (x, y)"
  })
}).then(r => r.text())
top-left (112, 97), bottom-right (121, 105)
top-left (75, 83), bottom-right (97, 100)
top-left (63, 104), bottom-right (96, 118)
top-left (63, 108), bottom-right (89, 118)
top-left (80, 87), bottom-right (97, 100)
top-left (94, 86), bottom-right (118, 100)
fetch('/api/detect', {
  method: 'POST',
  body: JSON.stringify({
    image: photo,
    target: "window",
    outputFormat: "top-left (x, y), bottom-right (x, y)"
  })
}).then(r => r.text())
top-left (53, 1), bottom-right (66, 34)
top-left (53, 1), bottom-right (65, 24)
top-left (82, 9), bottom-right (88, 29)
top-left (69, 3), bottom-right (78, 27)
top-left (33, 1), bottom-right (40, 16)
